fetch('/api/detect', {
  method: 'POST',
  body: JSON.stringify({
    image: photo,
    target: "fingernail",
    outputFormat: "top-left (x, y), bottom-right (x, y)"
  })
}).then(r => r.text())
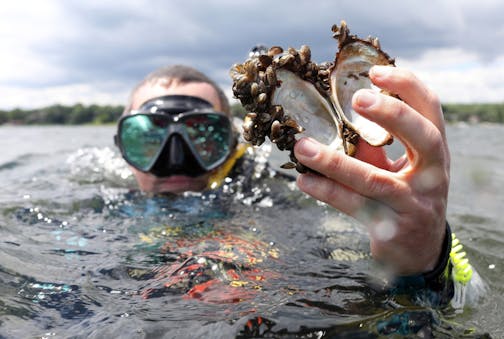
top-left (296, 138), bottom-right (319, 158)
top-left (354, 90), bottom-right (376, 108)
top-left (370, 65), bottom-right (392, 78)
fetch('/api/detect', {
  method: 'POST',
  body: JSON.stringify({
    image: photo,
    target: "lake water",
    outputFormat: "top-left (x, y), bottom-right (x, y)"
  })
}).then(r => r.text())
top-left (0, 124), bottom-right (502, 338)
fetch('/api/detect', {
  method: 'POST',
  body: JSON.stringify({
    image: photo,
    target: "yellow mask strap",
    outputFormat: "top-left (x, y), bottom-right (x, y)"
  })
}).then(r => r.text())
top-left (207, 143), bottom-right (250, 190)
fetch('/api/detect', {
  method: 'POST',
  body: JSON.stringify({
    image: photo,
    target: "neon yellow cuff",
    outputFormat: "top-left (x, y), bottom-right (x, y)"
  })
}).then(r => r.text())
top-left (450, 233), bottom-right (473, 285)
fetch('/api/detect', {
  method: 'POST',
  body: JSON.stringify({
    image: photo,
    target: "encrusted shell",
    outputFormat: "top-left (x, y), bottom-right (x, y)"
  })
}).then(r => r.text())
top-left (230, 21), bottom-right (395, 172)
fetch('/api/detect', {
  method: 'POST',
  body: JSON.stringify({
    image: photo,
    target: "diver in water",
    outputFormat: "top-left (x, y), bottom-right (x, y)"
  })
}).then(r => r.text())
top-left (116, 65), bottom-right (236, 194)
top-left (114, 63), bottom-right (481, 316)
top-left (114, 64), bottom-right (292, 301)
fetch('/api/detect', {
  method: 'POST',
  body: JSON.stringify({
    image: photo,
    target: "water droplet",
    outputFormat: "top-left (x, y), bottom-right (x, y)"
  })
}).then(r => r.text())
top-left (374, 220), bottom-right (397, 241)
top-left (258, 196), bottom-right (273, 208)
top-left (416, 166), bottom-right (444, 191)
top-left (77, 238), bottom-right (87, 247)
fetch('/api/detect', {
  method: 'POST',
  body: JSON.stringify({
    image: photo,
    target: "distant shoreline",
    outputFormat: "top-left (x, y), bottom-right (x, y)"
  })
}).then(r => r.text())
top-left (1, 102), bottom-right (503, 125)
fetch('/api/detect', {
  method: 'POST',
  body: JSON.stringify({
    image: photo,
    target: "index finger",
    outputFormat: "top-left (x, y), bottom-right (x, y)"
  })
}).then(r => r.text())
top-left (294, 137), bottom-right (408, 208)
top-left (352, 89), bottom-right (445, 167)
top-left (369, 66), bottom-right (445, 136)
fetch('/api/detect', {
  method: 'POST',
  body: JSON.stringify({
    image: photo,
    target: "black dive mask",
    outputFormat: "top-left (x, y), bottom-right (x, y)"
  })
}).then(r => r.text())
top-left (115, 95), bottom-right (236, 178)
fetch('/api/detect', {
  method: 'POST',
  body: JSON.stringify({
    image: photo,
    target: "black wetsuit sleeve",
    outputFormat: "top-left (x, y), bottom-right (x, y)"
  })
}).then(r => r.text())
top-left (391, 222), bottom-right (454, 306)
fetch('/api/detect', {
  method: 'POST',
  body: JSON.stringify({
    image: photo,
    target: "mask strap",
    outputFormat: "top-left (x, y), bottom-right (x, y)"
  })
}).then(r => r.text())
top-left (138, 95), bottom-right (213, 114)
top-left (207, 143), bottom-right (250, 190)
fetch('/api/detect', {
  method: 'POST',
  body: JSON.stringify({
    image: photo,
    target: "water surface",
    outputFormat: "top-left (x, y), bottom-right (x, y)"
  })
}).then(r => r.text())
top-left (0, 124), bottom-right (502, 338)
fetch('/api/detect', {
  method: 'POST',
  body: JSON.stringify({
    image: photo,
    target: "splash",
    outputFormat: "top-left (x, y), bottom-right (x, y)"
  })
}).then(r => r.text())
top-left (66, 146), bottom-right (135, 187)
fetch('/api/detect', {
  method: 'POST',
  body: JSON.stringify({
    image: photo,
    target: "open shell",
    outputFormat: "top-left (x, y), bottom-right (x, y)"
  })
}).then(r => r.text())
top-left (230, 21), bottom-right (395, 172)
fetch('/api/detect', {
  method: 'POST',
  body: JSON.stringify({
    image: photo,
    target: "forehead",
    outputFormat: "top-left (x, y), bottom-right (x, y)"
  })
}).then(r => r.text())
top-left (131, 80), bottom-right (222, 112)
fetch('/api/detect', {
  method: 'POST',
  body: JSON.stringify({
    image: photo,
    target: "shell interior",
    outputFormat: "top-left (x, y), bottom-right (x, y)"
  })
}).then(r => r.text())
top-left (229, 21), bottom-right (396, 171)
top-left (272, 69), bottom-right (340, 147)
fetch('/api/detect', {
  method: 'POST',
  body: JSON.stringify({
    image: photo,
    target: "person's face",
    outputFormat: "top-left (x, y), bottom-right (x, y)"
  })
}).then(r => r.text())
top-left (127, 80), bottom-right (224, 194)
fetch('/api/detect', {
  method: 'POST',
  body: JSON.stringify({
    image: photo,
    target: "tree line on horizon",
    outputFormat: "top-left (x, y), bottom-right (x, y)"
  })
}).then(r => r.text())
top-left (1, 102), bottom-right (504, 125)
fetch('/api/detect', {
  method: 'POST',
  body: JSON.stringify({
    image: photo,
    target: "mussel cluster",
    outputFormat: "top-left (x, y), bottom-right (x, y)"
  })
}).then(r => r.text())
top-left (230, 21), bottom-right (396, 172)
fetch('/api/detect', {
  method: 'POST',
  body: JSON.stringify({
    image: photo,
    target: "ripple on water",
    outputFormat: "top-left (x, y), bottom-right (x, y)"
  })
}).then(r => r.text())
top-left (0, 127), bottom-right (501, 338)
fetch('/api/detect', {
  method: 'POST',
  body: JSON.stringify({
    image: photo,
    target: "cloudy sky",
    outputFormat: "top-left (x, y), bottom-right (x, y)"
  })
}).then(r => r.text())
top-left (1, 0), bottom-right (503, 109)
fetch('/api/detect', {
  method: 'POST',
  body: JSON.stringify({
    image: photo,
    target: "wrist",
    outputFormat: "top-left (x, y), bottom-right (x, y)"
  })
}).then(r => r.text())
top-left (421, 221), bottom-right (452, 289)
top-left (393, 222), bottom-right (453, 292)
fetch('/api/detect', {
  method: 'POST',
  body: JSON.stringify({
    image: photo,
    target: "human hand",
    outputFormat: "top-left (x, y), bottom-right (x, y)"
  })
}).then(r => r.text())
top-left (294, 65), bottom-right (450, 276)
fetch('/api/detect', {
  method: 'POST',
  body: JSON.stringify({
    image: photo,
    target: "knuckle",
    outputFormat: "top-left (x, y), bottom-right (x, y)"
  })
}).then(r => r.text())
top-left (425, 128), bottom-right (445, 157)
top-left (364, 171), bottom-right (393, 197)
top-left (386, 100), bottom-right (407, 121)
top-left (395, 69), bottom-right (435, 103)
top-left (323, 151), bottom-right (346, 174)
top-left (424, 88), bottom-right (442, 114)
top-left (315, 178), bottom-right (343, 207)
top-left (392, 67), bottom-right (416, 88)
top-left (427, 90), bottom-right (441, 107)
top-left (325, 184), bottom-right (340, 204)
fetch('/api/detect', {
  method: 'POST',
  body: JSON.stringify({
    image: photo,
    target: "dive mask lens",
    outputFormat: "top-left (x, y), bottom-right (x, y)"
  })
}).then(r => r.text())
top-left (118, 114), bottom-right (170, 171)
top-left (117, 112), bottom-right (235, 174)
top-left (182, 113), bottom-right (233, 168)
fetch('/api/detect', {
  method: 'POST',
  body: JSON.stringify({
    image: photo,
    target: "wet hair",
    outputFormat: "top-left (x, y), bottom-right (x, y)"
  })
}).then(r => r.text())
top-left (123, 64), bottom-right (230, 115)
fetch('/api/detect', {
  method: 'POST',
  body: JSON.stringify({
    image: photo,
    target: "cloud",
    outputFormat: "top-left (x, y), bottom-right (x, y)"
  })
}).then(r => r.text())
top-left (0, 2), bottom-right (67, 87)
top-left (1, 0), bottom-right (503, 109)
top-left (399, 49), bottom-right (504, 103)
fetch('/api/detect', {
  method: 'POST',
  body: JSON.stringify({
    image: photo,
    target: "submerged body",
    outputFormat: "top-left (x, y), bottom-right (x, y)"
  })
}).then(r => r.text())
top-left (0, 125), bottom-right (499, 337)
